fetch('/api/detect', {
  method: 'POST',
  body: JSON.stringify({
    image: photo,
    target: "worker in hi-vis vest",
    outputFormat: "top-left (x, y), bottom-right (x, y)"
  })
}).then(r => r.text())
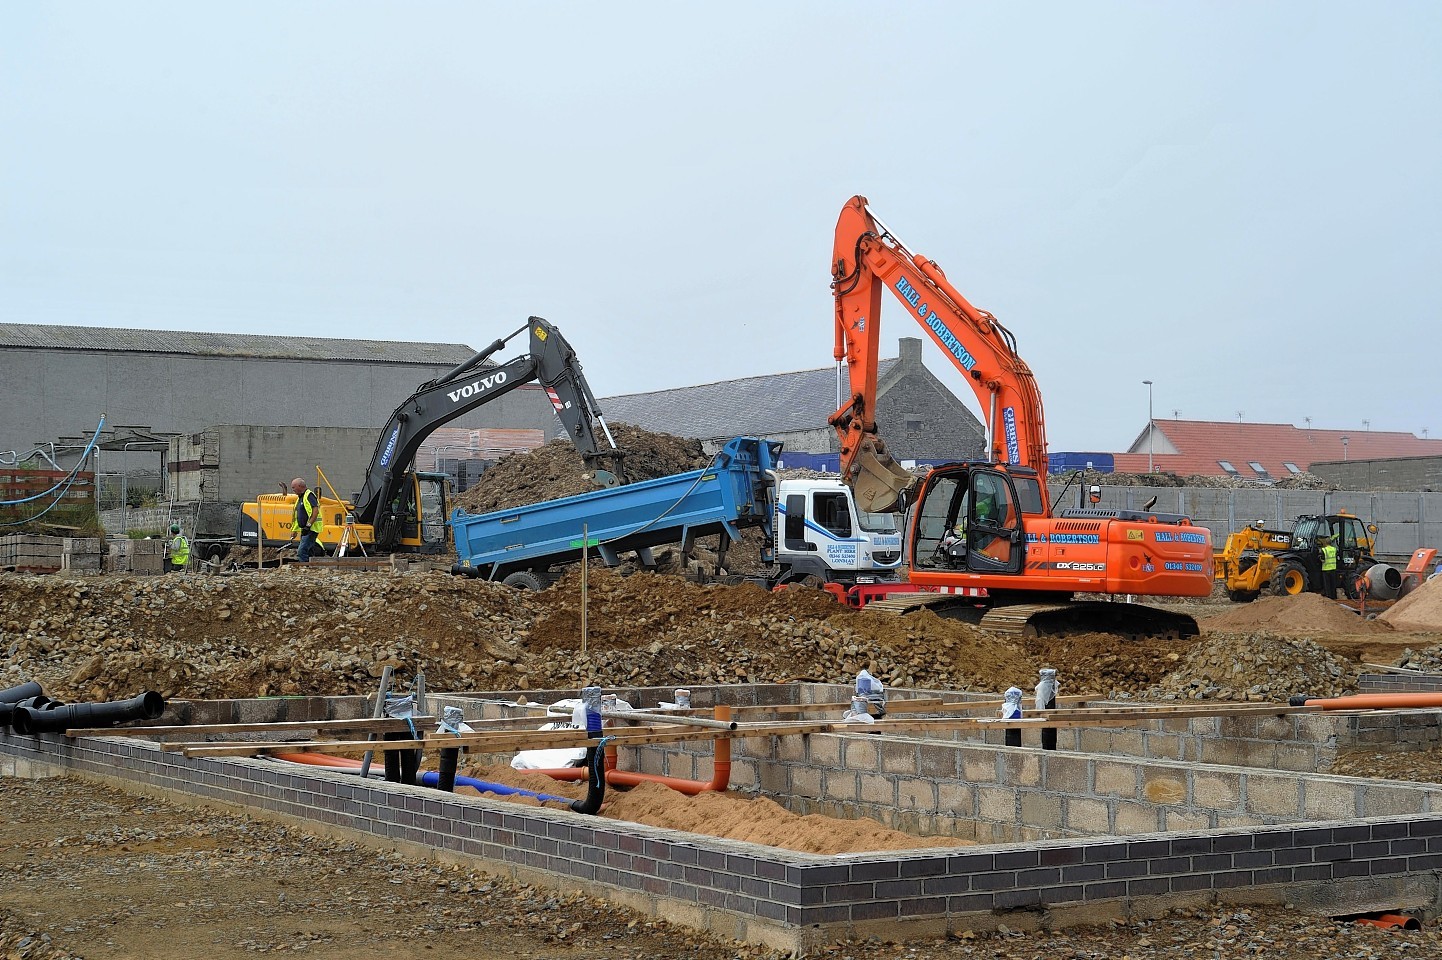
top-left (1318, 535), bottom-right (1339, 599)
top-left (166, 523), bottom-right (190, 573)
top-left (290, 477), bottom-right (325, 562)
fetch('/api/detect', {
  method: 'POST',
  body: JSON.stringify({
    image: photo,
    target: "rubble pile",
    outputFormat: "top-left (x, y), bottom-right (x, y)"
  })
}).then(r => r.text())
top-left (1064, 469), bottom-right (1334, 491)
top-left (1200, 592), bottom-right (1393, 635)
top-left (1141, 632), bottom-right (1356, 702)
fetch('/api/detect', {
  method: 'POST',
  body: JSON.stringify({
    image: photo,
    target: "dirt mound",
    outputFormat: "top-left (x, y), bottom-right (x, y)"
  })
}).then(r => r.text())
top-left (0, 565), bottom-right (1218, 707)
top-left (456, 424), bottom-right (708, 514)
top-left (1199, 592), bottom-right (1391, 635)
top-left (1380, 575), bottom-right (1442, 632)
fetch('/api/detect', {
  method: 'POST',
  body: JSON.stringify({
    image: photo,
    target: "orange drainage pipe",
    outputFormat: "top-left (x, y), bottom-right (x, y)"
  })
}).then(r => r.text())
top-left (1353, 913), bottom-right (1421, 930)
top-left (274, 752), bottom-right (364, 769)
top-left (533, 704), bottom-right (734, 795)
top-left (1297, 693), bottom-right (1442, 710)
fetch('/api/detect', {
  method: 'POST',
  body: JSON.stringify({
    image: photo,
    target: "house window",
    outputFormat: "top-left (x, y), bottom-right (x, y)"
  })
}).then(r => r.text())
top-left (905, 418), bottom-right (923, 439)
top-left (1249, 461), bottom-right (1273, 481)
top-left (1217, 460), bottom-right (1239, 476)
top-left (1283, 462), bottom-right (1302, 474)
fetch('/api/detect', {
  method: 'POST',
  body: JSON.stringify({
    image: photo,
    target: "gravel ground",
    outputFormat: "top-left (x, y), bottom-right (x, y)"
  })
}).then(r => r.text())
top-left (2, 776), bottom-right (1439, 960)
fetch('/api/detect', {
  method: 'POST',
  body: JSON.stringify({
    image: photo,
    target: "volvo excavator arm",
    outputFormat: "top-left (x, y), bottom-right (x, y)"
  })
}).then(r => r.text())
top-left (354, 316), bottom-right (620, 550)
top-left (830, 195), bottom-right (1048, 513)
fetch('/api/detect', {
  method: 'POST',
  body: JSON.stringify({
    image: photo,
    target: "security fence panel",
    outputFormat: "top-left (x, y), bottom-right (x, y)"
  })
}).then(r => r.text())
top-left (1232, 490), bottom-right (1279, 524)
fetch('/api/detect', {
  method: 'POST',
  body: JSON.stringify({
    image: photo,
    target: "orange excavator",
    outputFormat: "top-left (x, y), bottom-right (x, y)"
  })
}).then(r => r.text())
top-left (830, 195), bottom-right (1213, 636)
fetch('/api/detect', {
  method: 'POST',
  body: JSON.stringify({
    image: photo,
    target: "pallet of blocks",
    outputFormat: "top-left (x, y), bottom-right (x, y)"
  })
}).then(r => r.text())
top-left (61, 537), bottom-right (105, 575)
top-left (106, 538), bottom-right (167, 574)
top-left (0, 534), bottom-right (63, 573)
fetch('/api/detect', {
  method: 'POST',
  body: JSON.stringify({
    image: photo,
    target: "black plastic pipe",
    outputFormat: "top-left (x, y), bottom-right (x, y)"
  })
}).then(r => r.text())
top-left (12, 691), bottom-right (164, 736)
top-left (381, 731), bottom-right (419, 786)
top-left (569, 746), bottom-right (607, 815)
top-left (0, 680), bottom-right (43, 703)
top-left (1, 694), bottom-right (59, 729)
top-left (436, 747), bottom-right (460, 793)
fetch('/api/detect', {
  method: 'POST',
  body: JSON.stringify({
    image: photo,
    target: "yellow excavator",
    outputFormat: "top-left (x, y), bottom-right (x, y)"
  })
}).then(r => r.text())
top-left (237, 316), bottom-right (622, 559)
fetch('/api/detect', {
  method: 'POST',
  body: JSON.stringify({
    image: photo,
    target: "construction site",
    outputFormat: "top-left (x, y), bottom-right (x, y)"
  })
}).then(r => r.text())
top-left (4, 396), bottom-right (1442, 959)
top-left (3, 185), bottom-right (1442, 958)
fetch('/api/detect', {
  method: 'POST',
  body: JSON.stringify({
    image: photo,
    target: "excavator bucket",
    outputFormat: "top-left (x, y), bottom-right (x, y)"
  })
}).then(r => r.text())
top-left (847, 439), bottom-right (915, 514)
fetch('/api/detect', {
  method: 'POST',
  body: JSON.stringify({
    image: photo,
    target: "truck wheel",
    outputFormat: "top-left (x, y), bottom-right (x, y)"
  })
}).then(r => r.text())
top-left (1269, 559), bottom-right (1311, 596)
top-left (502, 570), bottom-right (550, 592)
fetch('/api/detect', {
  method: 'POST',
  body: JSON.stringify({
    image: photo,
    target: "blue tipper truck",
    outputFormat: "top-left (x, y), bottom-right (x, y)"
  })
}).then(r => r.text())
top-left (450, 436), bottom-right (782, 589)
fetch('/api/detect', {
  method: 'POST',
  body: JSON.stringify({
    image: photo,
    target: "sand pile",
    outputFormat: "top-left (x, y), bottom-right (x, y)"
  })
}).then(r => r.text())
top-left (457, 768), bottom-right (973, 855)
top-left (1199, 593), bottom-right (1391, 635)
top-left (1380, 575), bottom-right (1442, 632)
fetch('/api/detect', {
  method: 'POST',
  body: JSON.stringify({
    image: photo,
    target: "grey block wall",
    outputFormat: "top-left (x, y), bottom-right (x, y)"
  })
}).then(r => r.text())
top-left (169, 425), bottom-right (381, 503)
top-left (1313, 457), bottom-right (1442, 492)
top-left (1088, 485), bottom-right (1442, 558)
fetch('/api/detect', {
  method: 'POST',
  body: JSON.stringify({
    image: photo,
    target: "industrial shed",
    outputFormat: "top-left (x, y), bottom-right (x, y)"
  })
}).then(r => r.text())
top-left (600, 337), bottom-right (985, 463)
top-left (0, 322), bottom-right (559, 463)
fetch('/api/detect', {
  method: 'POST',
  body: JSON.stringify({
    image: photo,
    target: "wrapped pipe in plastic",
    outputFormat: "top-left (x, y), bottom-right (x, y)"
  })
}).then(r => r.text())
top-left (1035, 668), bottom-right (1059, 751)
top-left (12, 691), bottom-right (164, 735)
top-left (1002, 687), bottom-right (1023, 748)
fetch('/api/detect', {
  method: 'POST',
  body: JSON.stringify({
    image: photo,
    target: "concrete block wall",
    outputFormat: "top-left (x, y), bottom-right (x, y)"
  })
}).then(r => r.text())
top-left (1090, 485), bottom-right (1442, 558)
top-left (0, 534), bottom-right (62, 571)
top-left (7, 722), bottom-right (1442, 949)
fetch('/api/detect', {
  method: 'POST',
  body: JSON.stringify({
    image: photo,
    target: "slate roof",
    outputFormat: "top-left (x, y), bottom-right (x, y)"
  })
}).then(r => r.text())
top-left (600, 359), bottom-right (899, 440)
top-left (1116, 419), bottom-right (1442, 478)
top-left (0, 323), bottom-right (476, 365)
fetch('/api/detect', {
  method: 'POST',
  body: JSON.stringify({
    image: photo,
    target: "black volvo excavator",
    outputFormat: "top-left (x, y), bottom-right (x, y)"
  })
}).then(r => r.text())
top-left (237, 316), bottom-right (623, 556)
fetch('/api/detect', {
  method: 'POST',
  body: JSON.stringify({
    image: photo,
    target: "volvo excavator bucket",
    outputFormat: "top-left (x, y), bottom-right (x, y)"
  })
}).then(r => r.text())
top-left (846, 437), bottom-right (915, 514)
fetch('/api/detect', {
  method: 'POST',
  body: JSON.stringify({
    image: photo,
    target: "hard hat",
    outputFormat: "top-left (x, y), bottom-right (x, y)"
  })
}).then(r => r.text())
top-left (170, 524), bottom-right (181, 534)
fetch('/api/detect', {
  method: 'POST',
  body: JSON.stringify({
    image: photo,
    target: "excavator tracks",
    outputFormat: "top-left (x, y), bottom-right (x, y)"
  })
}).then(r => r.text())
top-left (862, 592), bottom-right (1199, 639)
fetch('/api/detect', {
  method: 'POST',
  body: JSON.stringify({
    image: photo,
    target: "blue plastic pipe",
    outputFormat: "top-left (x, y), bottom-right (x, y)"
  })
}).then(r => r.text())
top-left (418, 770), bottom-right (570, 804)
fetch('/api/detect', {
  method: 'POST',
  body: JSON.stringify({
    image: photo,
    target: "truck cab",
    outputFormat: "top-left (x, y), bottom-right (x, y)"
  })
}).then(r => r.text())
top-left (774, 478), bottom-right (903, 585)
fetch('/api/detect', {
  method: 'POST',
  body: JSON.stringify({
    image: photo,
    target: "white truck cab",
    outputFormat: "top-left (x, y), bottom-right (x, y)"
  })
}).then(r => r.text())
top-left (774, 478), bottom-right (903, 585)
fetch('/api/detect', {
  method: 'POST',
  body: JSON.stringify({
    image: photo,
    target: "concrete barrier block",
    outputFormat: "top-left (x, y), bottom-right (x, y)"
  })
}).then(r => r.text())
top-left (1064, 797), bottom-right (1112, 834)
top-left (976, 786), bottom-right (1015, 823)
top-left (961, 754), bottom-right (999, 784)
top-left (1192, 772), bottom-right (1242, 809)
top-left (898, 777), bottom-right (938, 813)
top-left (1360, 783), bottom-right (1427, 817)
top-left (823, 770), bottom-right (858, 802)
top-left (1019, 792), bottom-right (1063, 830)
top-left (936, 781), bottom-right (975, 817)
top-left (1113, 800), bottom-right (1162, 835)
top-left (1094, 761), bottom-right (1137, 797)
top-left (880, 744), bottom-right (919, 776)
top-left (1244, 774), bottom-right (1302, 818)
top-left (1163, 809), bottom-right (1212, 831)
top-left (859, 773), bottom-right (896, 806)
top-left (805, 735), bottom-right (840, 766)
top-left (1303, 779), bottom-right (1360, 820)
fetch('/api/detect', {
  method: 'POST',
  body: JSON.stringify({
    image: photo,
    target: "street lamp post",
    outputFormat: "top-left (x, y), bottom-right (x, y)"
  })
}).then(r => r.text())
top-left (1142, 380), bottom-right (1154, 472)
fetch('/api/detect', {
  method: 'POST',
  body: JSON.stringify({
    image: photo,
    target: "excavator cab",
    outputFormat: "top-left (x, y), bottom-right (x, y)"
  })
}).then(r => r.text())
top-left (914, 465), bottom-right (1026, 575)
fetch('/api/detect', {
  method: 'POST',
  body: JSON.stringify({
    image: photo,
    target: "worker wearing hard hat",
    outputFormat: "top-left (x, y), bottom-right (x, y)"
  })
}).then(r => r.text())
top-left (1318, 535), bottom-right (1339, 599)
top-left (166, 523), bottom-right (190, 574)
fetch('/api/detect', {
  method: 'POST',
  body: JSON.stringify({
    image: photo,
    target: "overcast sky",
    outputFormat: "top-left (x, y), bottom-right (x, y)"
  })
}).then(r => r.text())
top-left (2, 2), bottom-right (1438, 452)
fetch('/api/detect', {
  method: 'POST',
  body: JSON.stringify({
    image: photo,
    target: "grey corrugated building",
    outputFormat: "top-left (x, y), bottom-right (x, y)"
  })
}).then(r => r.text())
top-left (600, 337), bottom-right (984, 462)
top-left (0, 322), bottom-right (558, 460)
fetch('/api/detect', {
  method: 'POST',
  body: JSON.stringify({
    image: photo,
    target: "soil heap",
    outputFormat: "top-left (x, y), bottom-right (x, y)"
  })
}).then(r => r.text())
top-left (455, 424), bottom-right (708, 514)
top-left (0, 565), bottom-right (1410, 709)
top-left (1380, 574), bottom-right (1442, 632)
top-left (1199, 593), bottom-right (1391, 635)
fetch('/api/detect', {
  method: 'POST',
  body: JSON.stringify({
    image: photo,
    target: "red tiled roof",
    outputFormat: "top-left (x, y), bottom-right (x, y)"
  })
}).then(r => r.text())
top-left (1116, 420), bottom-right (1442, 479)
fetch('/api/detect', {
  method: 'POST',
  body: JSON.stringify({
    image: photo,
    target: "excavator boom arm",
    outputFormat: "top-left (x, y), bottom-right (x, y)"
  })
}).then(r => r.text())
top-left (830, 196), bottom-right (1048, 511)
top-left (354, 316), bottom-right (617, 547)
